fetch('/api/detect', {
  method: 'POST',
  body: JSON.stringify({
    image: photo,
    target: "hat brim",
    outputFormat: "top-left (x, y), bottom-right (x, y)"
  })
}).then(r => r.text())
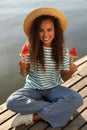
top-left (23, 7), bottom-right (68, 36)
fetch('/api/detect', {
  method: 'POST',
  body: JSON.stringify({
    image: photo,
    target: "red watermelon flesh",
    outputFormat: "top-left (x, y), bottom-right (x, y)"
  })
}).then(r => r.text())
top-left (20, 44), bottom-right (30, 56)
top-left (69, 46), bottom-right (78, 58)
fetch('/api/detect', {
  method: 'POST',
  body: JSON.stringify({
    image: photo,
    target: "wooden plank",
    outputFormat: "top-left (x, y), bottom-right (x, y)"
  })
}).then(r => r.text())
top-left (64, 76), bottom-right (87, 91)
top-left (71, 77), bottom-right (87, 91)
top-left (80, 124), bottom-right (87, 130)
top-left (79, 109), bottom-right (87, 121)
top-left (13, 121), bottom-right (48, 130)
top-left (27, 120), bottom-right (49, 130)
top-left (78, 66), bottom-right (87, 77)
top-left (0, 114), bottom-right (29, 130)
top-left (0, 109), bottom-right (16, 124)
top-left (72, 62), bottom-right (87, 76)
top-left (12, 124), bottom-right (27, 130)
top-left (46, 126), bottom-right (61, 130)
top-left (63, 74), bottom-right (81, 87)
top-left (78, 62), bottom-right (87, 71)
top-left (77, 97), bottom-right (87, 114)
top-left (79, 86), bottom-right (87, 98)
top-left (74, 62), bottom-right (87, 77)
top-left (62, 109), bottom-right (87, 130)
top-left (0, 103), bottom-right (7, 114)
top-left (12, 123), bottom-right (37, 130)
top-left (63, 56), bottom-right (87, 87)
top-left (75, 55), bottom-right (87, 66)
top-left (0, 116), bottom-right (16, 130)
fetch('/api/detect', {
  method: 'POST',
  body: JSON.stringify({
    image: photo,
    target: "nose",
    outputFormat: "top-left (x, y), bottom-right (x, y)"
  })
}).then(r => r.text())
top-left (44, 31), bottom-right (48, 37)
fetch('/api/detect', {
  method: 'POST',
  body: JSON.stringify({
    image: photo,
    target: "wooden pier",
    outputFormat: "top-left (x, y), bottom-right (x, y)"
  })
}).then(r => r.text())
top-left (0, 55), bottom-right (87, 130)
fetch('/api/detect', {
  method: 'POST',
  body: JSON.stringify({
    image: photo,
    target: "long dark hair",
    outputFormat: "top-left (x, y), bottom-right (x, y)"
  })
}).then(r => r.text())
top-left (28, 15), bottom-right (64, 70)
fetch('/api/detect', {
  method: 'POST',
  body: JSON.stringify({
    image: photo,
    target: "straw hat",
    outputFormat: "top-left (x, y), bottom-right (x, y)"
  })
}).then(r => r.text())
top-left (23, 7), bottom-right (68, 36)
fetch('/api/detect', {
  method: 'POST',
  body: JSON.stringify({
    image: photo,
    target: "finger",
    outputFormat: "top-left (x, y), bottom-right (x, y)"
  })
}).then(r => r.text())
top-left (19, 69), bottom-right (28, 76)
top-left (19, 59), bottom-right (25, 64)
top-left (19, 61), bottom-right (28, 68)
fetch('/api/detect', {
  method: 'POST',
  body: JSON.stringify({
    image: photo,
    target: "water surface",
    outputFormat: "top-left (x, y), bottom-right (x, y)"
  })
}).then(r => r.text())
top-left (0, 0), bottom-right (87, 104)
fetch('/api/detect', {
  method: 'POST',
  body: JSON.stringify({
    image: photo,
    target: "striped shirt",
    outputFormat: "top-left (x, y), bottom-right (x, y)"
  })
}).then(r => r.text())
top-left (25, 46), bottom-right (70, 90)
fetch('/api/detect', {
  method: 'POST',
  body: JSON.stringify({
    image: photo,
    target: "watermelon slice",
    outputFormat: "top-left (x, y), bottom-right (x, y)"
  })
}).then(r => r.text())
top-left (20, 44), bottom-right (30, 56)
top-left (69, 46), bottom-right (78, 58)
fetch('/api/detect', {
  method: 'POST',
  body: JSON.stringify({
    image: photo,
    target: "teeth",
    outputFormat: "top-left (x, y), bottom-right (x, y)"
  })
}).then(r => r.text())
top-left (43, 37), bottom-right (48, 40)
top-left (44, 39), bottom-right (48, 41)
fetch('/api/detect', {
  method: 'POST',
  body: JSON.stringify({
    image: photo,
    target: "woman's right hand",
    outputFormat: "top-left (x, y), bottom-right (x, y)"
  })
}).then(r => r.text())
top-left (19, 59), bottom-right (30, 76)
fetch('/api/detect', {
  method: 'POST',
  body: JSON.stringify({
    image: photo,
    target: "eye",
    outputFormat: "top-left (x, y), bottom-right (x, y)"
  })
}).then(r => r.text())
top-left (48, 28), bottom-right (52, 32)
top-left (39, 29), bottom-right (43, 32)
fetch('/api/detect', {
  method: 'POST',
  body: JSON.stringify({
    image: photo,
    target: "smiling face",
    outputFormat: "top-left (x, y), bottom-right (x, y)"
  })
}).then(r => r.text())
top-left (39, 19), bottom-right (55, 47)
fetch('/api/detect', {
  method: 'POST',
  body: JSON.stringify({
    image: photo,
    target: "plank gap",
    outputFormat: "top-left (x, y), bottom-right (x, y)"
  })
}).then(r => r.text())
top-left (83, 95), bottom-right (87, 99)
top-left (79, 124), bottom-right (87, 130)
top-left (0, 103), bottom-right (7, 114)
top-left (0, 109), bottom-right (8, 114)
top-left (69, 76), bottom-right (87, 88)
top-left (1, 113), bottom-right (17, 125)
top-left (79, 122), bottom-right (87, 130)
top-left (77, 73), bottom-right (84, 77)
top-left (78, 85), bottom-right (87, 93)
top-left (77, 61), bottom-right (87, 67)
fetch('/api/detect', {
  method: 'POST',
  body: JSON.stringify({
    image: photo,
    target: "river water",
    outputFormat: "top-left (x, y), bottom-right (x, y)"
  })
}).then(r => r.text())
top-left (0, 0), bottom-right (87, 104)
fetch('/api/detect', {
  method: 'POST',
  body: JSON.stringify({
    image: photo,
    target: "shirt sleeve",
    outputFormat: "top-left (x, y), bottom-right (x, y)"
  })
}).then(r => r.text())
top-left (61, 47), bottom-right (70, 70)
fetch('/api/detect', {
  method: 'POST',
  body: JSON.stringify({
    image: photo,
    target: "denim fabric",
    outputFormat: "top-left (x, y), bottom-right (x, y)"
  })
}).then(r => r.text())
top-left (6, 85), bottom-right (83, 128)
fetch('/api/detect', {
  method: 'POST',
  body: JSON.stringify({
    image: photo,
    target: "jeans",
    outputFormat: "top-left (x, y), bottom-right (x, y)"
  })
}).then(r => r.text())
top-left (6, 85), bottom-right (83, 128)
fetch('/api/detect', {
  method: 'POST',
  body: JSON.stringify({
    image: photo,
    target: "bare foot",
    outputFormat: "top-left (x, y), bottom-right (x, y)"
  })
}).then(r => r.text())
top-left (33, 113), bottom-right (41, 122)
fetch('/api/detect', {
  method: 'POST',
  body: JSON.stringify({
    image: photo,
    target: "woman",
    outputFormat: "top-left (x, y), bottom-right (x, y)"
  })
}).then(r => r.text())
top-left (6, 7), bottom-right (83, 128)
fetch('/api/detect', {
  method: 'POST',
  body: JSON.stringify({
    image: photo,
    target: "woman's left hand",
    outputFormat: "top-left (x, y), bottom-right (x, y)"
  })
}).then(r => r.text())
top-left (61, 63), bottom-right (78, 82)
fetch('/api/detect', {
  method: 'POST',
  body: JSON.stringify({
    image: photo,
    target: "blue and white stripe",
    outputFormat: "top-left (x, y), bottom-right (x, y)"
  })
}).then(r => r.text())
top-left (26, 46), bottom-right (70, 90)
